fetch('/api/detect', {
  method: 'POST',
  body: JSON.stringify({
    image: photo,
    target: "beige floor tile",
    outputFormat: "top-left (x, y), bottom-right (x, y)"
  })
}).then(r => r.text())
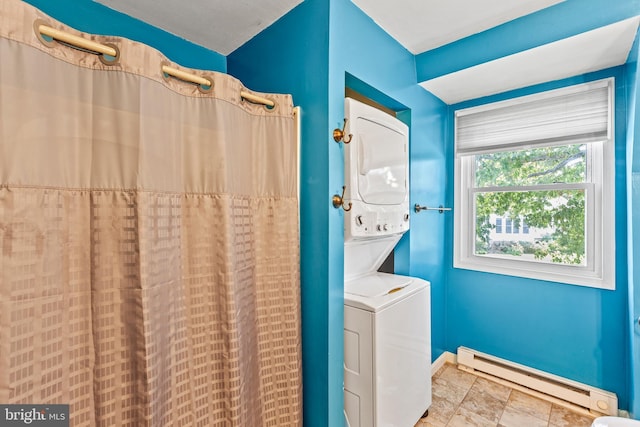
top-left (415, 418), bottom-right (447, 427)
top-left (439, 365), bottom-right (478, 391)
top-left (447, 406), bottom-right (498, 427)
top-left (459, 384), bottom-right (508, 424)
top-left (433, 363), bottom-right (450, 379)
top-left (422, 394), bottom-right (459, 426)
top-left (433, 376), bottom-right (472, 405)
top-left (471, 377), bottom-right (512, 403)
top-left (506, 390), bottom-right (552, 422)
top-left (498, 405), bottom-right (548, 427)
top-left (420, 366), bottom-right (595, 427)
top-left (548, 404), bottom-right (594, 427)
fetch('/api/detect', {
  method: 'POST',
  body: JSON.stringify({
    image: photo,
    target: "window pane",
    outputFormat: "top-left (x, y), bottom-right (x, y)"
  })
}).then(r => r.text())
top-left (474, 189), bottom-right (586, 266)
top-left (475, 144), bottom-right (587, 187)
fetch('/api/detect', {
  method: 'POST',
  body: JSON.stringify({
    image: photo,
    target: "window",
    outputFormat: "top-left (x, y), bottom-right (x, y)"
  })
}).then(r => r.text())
top-left (453, 79), bottom-right (615, 289)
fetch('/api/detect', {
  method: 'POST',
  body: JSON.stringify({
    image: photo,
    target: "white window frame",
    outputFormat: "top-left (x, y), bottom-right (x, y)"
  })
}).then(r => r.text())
top-left (453, 79), bottom-right (615, 290)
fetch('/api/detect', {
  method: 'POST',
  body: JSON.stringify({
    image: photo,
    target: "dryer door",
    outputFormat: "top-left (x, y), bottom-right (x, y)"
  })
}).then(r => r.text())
top-left (355, 117), bottom-right (407, 205)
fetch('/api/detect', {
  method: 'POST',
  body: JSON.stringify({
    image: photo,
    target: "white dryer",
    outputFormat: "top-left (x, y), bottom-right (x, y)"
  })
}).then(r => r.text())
top-left (342, 98), bottom-right (431, 427)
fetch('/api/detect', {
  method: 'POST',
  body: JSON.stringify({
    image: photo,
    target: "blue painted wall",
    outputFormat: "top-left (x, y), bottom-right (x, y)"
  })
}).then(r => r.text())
top-left (328, 0), bottom-right (448, 359)
top-left (227, 2), bottom-right (336, 426)
top-left (427, 0), bottom-right (640, 411)
top-left (230, 1), bottom-right (448, 425)
top-left (18, 0), bottom-right (640, 419)
top-left (626, 30), bottom-right (640, 417)
top-left (415, 0), bottom-right (640, 82)
top-left (21, 0), bottom-right (226, 72)
top-left (445, 68), bottom-right (630, 408)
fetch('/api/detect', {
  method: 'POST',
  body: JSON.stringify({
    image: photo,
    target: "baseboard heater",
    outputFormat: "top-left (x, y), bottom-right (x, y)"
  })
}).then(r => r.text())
top-left (457, 347), bottom-right (617, 416)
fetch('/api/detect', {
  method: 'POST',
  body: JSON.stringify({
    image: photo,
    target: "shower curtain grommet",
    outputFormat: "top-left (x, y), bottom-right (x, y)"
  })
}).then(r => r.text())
top-left (98, 42), bottom-right (120, 65)
top-left (262, 99), bottom-right (277, 111)
top-left (33, 19), bottom-right (56, 48)
top-left (196, 73), bottom-right (215, 94)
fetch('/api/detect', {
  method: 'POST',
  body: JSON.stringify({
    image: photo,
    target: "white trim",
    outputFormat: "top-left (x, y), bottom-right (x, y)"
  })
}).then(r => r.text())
top-left (453, 78), bottom-right (616, 290)
top-left (431, 351), bottom-right (456, 376)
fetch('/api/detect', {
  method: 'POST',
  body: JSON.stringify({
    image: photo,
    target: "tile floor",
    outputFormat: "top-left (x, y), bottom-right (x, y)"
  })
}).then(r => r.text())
top-left (415, 364), bottom-right (596, 427)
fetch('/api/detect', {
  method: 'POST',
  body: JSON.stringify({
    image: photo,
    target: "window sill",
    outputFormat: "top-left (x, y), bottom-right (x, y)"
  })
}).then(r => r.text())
top-left (453, 255), bottom-right (614, 290)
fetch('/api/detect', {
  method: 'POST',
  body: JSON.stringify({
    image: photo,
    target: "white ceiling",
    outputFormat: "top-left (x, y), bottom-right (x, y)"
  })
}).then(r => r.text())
top-left (94, 0), bottom-right (303, 56)
top-left (93, 0), bottom-right (639, 104)
top-left (351, 0), bottom-right (565, 54)
top-left (94, 0), bottom-right (567, 57)
top-left (421, 16), bottom-right (640, 104)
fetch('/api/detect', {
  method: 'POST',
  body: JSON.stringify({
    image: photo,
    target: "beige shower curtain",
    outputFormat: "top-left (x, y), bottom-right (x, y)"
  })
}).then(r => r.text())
top-left (0, 2), bottom-right (301, 426)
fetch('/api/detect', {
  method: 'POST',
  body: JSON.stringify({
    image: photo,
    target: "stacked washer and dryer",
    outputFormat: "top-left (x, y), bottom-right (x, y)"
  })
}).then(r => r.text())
top-left (342, 98), bottom-right (432, 427)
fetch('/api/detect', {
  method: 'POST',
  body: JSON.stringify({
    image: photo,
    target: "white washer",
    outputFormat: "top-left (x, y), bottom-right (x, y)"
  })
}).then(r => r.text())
top-left (344, 273), bottom-right (431, 427)
top-left (342, 98), bottom-right (431, 427)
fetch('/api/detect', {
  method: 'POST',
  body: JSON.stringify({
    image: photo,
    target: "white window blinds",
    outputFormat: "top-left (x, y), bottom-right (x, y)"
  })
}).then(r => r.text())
top-left (455, 79), bottom-right (612, 155)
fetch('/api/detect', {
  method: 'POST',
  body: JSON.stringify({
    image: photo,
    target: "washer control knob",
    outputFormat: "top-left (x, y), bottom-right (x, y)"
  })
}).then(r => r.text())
top-left (376, 224), bottom-right (382, 231)
top-left (383, 224), bottom-right (389, 231)
top-left (355, 215), bottom-right (363, 226)
top-left (404, 213), bottom-right (409, 222)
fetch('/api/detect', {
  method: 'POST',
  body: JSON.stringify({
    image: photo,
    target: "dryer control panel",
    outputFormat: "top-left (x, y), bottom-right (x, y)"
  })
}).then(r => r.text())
top-left (347, 206), bottom-right (409, 239)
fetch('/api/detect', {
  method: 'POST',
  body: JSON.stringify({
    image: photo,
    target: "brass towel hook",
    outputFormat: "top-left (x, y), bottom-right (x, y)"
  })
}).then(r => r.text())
top-left (333, 119), bottom-right (353, 144)
top-left (332, 186), bottom-right (352, 211)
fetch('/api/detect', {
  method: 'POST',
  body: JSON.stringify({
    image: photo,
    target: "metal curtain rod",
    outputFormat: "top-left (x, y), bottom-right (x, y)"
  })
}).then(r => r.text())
top-left (37, 24), bottom-right (276, 108)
